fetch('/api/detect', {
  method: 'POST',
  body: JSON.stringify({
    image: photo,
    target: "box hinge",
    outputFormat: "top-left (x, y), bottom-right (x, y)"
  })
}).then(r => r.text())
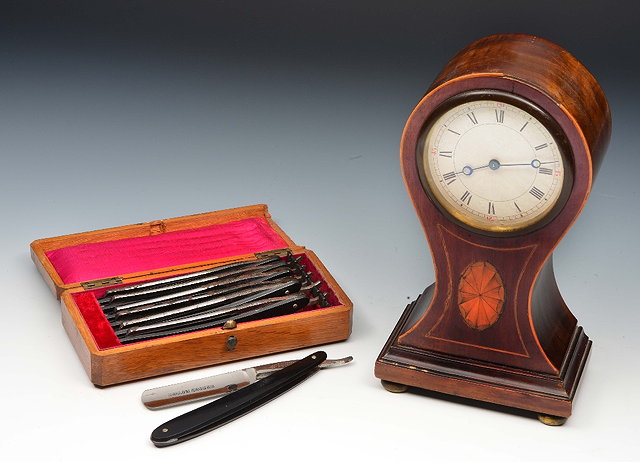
top-left (254, 248), bottom-right (292, 259)
top-left (81, 277), bottom-right (123, 290)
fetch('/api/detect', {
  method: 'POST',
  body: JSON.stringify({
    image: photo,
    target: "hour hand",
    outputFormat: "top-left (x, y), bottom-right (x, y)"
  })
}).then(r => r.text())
top-left (459, 162), bottom-right (490, 176)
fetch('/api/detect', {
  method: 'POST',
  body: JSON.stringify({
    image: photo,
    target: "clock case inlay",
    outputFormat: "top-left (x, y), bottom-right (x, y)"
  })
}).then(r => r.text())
top-left (374, 34), bottom-right (611, 421)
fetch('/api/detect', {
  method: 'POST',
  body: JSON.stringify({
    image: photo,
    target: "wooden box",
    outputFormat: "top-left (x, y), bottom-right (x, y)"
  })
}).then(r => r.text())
top-left (31, 204), bottom-right (353, 386)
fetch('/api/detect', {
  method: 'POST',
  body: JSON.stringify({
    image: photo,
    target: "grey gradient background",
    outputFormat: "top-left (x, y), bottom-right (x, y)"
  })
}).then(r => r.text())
top-left (1, 1), bottom-right (638, 459)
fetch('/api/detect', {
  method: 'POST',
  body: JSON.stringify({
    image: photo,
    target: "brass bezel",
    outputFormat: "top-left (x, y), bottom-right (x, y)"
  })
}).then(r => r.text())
top-left (416, 90), bottom-right (574, 236)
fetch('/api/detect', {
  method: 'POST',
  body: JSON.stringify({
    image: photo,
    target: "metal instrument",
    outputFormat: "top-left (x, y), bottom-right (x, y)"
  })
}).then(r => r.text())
top-left (149, 351), bottom-right (346, 447)
top-left (100, 259), bottom-right (290, 307)
top-left (142, 354), bottom-right (353, 409)
top-left (105, 267), bottom-right (294, 320)
top-left (97, 254), bottom-right (330, 344)
top-left (118, 293), bottom-right (312, 343)
top-left (112, 278), bottom-right (302, 330)
top-left (99, 256), bottom-right (282, 300)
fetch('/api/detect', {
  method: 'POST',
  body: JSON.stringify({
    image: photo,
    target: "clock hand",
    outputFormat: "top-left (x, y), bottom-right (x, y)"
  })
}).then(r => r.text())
top-left (459, 163), bottom-right (490, 176)
top-left (499, 159), bottom-right (556, 168)
top-left (459, 158), bottom-right (502, 176)
top-left (498, 162), bottom-right (531, 167)
top-left (457, 159), bottom-right (556, 176)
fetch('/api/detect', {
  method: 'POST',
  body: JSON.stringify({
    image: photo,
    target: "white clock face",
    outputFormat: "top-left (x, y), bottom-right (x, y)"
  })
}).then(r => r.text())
top-left (421, 98), bottom-right (566, 232)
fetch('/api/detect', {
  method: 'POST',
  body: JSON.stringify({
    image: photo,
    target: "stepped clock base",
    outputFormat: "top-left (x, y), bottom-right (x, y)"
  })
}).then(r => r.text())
top-left (374, 285), bottom-right (591, 421)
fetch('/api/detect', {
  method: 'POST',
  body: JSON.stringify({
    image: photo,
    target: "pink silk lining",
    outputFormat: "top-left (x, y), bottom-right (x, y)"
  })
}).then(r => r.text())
top-left (46, 218), bottom-right (288, 284)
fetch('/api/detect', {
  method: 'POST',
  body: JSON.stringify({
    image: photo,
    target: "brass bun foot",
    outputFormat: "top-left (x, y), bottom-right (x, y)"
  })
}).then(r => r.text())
top-left (381, 380), bottom-right (409, 393)
top-left (538, 414), bottom-right (568, 426)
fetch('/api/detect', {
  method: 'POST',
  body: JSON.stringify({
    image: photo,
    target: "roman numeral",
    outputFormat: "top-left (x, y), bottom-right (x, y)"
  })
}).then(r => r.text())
top-left (539, 167), bottom-right (553, 175)
top-left (488, 202), bottom-right (495, 215)
top-left (442, 171), bottom-right (457, 184)
top-left (439, 151), bottom-right (453, 158)
top-left (520, 120), bottom-right (530, 132)
top-left (495, 109), bottom-right (504, 123)
top-left (514, 202), bottom-right (522, 213)
top-left (534, 143), bottom-right (548, 151)
top-left (529, 186), bottom-right (545, 200)
top-left (467, 112), bottom-right (478, 125)
top-left (448, 128), bottom-right (461, 135)
top-left (461, 190), bottom-right (472, 205)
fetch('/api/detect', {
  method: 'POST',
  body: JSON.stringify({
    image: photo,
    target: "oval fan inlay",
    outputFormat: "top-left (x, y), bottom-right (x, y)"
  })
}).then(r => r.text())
top-left (457, 261), bottom-right (505, 330)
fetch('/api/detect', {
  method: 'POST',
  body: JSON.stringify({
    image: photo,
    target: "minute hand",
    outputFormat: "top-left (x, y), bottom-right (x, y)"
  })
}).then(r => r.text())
top-left (499, 160), bottom-right (557, 167)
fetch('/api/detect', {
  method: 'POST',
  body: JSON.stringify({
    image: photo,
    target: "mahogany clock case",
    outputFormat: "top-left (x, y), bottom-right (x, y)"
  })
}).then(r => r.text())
top-left (31, 204), bottom-right (353, 387)
top-left (375, 34), bottom-right (611, 420)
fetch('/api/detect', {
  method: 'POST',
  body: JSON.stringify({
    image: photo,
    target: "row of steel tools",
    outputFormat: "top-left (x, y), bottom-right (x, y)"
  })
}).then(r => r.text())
top-left (97, 255), bottom-right (329, 344)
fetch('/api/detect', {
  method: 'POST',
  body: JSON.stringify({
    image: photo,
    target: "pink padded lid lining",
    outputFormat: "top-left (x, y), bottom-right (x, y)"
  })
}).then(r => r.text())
top-left (46, 217), bottom-right (288, 284)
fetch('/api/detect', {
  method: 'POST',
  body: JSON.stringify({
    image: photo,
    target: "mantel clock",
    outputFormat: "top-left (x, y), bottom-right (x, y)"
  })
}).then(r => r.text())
top-left (374, 34), bottom-right (611, 424)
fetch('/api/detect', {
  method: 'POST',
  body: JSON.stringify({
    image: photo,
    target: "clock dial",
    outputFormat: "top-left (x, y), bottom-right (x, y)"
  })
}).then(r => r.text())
top-left (420, 98), bottom-right (566, 232)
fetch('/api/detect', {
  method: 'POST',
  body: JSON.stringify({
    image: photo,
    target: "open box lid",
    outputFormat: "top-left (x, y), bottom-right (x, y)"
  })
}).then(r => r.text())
top-left (31, 204), bottom-right (302, 299)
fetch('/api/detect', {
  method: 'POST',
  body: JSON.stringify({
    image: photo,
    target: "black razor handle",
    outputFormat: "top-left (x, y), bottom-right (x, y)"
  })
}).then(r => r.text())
top-left (150, 350), bottom-right (327, 447)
